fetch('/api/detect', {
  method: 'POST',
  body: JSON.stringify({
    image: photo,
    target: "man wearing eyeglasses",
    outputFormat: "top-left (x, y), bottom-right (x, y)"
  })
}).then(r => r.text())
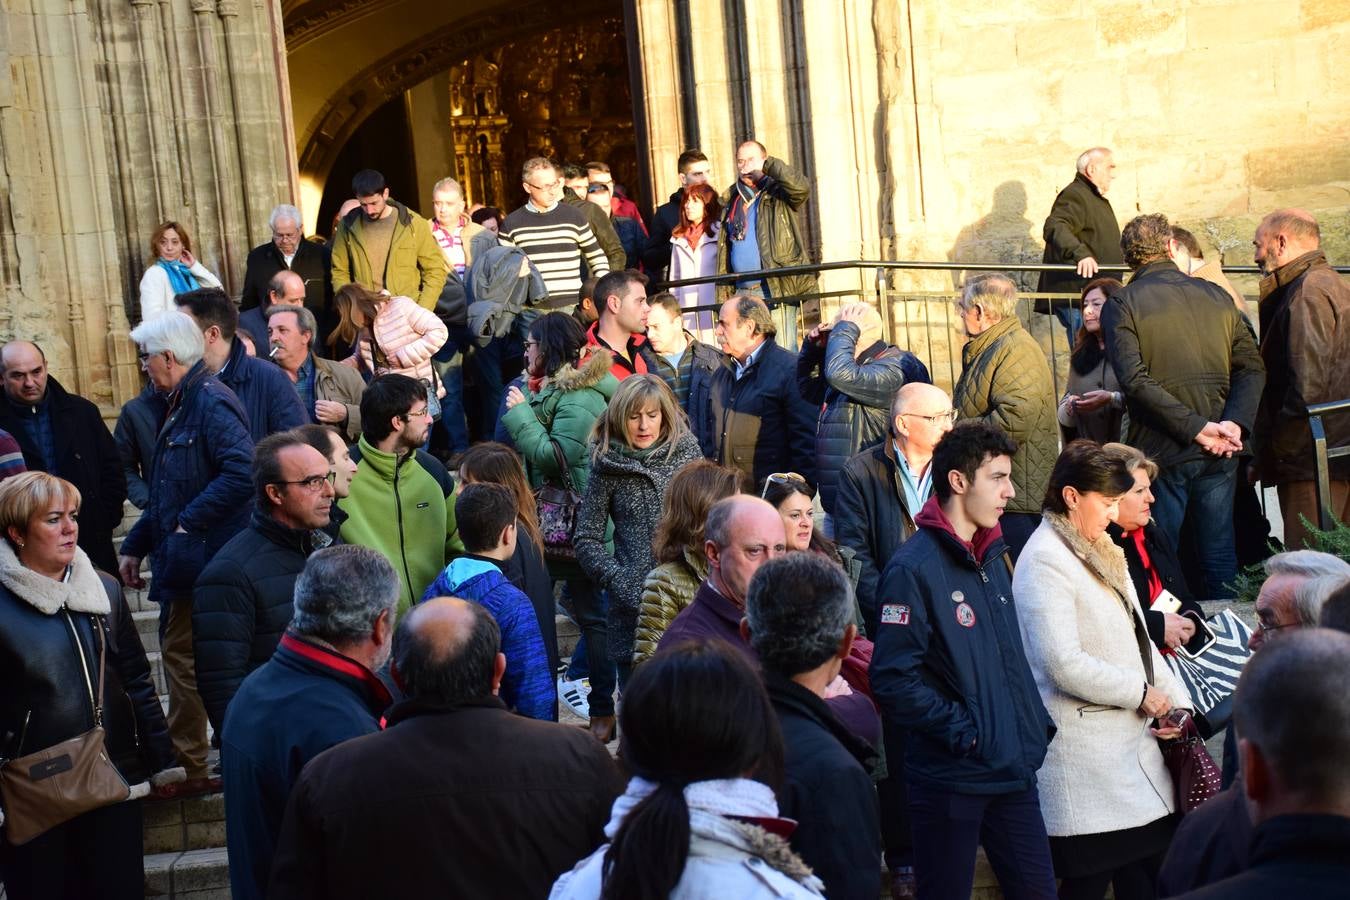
top-left (240, 204), bottom-right (333, 339)
top-left (192, 431), bottom-right (337, 737)
top-left (500, 158), bottom-right (610, 304)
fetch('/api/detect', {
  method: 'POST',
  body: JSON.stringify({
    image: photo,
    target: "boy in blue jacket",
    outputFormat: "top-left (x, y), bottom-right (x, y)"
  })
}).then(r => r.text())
top-left (421, 483), bottom-right (556, 720)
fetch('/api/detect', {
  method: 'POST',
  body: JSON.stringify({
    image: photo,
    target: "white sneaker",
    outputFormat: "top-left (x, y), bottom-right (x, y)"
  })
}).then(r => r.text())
top-left (558, 676), bottom-right (591, 719)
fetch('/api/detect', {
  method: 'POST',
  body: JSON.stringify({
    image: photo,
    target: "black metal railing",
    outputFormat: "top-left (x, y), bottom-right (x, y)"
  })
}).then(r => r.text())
top-left (1309, 398), bottom-right (1350, 530)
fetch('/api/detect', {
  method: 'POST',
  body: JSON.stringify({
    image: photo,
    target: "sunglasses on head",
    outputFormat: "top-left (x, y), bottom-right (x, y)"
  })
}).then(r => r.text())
top-left (761, 472), bottom-right (806, 498)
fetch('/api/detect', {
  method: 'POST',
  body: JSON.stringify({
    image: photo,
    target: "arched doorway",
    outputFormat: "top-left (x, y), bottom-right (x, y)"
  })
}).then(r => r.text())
top-left (285, 0), bottom-right (641, 237)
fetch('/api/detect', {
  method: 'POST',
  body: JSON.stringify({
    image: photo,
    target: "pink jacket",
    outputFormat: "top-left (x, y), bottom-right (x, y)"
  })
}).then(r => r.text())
top-left (347, 294), bottom-right (449, 396)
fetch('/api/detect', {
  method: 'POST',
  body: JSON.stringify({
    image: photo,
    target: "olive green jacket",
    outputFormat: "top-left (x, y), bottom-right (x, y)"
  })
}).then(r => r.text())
top-left (953, 316), bottom-right (1058, 515)
top-left (330, 200), bottom-right (448, 310)
top-left (632, 548), bottom-right (710, 668)
top-left (716, 156), bottom-right (817, 301)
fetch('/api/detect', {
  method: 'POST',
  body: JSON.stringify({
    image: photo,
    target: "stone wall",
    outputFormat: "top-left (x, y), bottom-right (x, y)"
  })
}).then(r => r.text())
top-left (636, 0), bottom-right (1350, 298)
top-left (1, 0), bottom-right (293, 408)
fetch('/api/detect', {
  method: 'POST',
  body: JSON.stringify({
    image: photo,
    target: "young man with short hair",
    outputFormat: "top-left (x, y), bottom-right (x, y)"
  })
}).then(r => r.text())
top-left (644, 291), bottom-right (724, 412)
top-left (421, 483), bottom-right (555, 720)
top-left (585, 269), bottom-right (657, 379)
top-left (869, 421), bottom-right (1057, 900)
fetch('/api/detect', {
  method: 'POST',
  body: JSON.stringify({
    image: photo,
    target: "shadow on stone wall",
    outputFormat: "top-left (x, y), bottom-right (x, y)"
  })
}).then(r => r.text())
top-left (947, 181), bottom-right (1043, 292)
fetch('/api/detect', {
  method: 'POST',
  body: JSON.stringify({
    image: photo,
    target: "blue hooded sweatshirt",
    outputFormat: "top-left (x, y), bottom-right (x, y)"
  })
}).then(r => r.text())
top-left (422, 557), bottom-right (556, 720)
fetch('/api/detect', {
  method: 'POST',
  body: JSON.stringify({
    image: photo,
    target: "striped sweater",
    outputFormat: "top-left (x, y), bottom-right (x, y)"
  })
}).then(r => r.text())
top-left (500, 202), bottom-right (609, 300)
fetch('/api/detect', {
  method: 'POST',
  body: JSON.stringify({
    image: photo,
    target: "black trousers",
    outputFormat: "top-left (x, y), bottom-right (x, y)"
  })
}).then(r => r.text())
top-left (0, 799), bottom-right (144, 900)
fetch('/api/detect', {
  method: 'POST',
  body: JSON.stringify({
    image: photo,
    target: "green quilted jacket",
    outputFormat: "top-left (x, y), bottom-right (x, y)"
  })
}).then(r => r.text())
top-left (632, 547), bottom-right (709, 668)
top-left (953, 316), bottom-right (1058, 515)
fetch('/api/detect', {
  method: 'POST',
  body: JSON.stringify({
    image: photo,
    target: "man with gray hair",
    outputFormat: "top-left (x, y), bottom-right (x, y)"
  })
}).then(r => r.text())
top-left (1036, 147), bottom-right (1123, 340)
top-left (1102, 213), bottom-right (1265, 600)
top-left (698, 294), bottom-right (818, 492)
top-left (1157, 548), bottom-right (1350, 896)
top-left (500, 157), bottom-right (609, 303)
top-left (743, 553), bottom-right (881, 900)
top-left (1168, 630), bottom-right (1350, 899)
top-left (240, 202), bottom-right (332, 326)
top-left (951, 273), bottom-right (1056, 557)
top-left (118, 311), bottom-right (254, 794)
top-left (221, 544), bottom-right (398, 900)
top-left (1251, 208), bottom-right (1350, 550)
top-left (266, 304), bottom-right (366, 441)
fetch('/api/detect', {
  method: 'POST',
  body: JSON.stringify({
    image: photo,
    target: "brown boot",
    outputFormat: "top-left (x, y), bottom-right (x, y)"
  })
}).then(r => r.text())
top-left (587, 714), bottom-right (616, 743)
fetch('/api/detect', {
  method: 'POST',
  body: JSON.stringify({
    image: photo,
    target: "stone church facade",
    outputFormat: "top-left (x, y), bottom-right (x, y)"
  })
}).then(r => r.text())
top-left (3, 0), bottom-right (1348, 409)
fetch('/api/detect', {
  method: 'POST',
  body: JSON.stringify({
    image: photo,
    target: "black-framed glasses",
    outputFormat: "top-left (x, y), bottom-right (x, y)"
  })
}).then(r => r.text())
top-left (900, 409), bottom-right (959, 426)
top-left (761, 472), bottom-right (806, 498)
top-left (272, 472), bottom-right (336, 492)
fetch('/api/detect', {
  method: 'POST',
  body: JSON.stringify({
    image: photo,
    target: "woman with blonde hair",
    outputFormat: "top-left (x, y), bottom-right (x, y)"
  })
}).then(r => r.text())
top-left (574, 375), bottom-right (703, 736)
top-left (331, 283), bottom-right (448, 411)
top-left (138, 220), bottom-right (222, 322)
top-left (632, 460), bottom-right (743, 667)
top-left (0, 473), bottom-right (184, 899)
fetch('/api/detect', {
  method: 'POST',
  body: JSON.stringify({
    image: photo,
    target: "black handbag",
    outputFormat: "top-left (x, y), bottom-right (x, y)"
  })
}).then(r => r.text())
top-left (534, 439), bottom-right (582, 564)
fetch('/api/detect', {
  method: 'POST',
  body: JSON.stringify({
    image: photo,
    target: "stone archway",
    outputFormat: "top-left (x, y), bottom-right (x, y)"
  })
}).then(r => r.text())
top-left (285, 0), bottom-right (633, 233)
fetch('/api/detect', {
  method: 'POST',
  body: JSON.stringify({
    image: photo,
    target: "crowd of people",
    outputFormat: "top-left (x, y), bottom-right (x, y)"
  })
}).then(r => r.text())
top-left (0, 143), bottom-right (1349, 900)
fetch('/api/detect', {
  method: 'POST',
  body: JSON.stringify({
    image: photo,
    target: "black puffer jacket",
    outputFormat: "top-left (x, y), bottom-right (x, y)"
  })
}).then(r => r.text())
top-left (574, 430), bottom-right (704, 664)
top-left (1102, 260), bottom-right (1265, 467)
top-left (0, 544), bottom-right (175, 786)
top-left (192, 511), bottom-right (334, 733)
top-left (797, 322), bottom-right (930, 515)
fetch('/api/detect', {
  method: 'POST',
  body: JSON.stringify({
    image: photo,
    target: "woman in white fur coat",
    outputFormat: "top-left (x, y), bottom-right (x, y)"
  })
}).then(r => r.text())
top-left (1012, 440), bottom-right (1192, 900)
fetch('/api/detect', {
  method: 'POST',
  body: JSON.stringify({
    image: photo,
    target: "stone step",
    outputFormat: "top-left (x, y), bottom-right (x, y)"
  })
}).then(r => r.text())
top-left (143, 792), bottom-right (226, 855)
top-left (144, 847), bottom-right (229, 900)
top-left (136, 608), bottom-right (160, 653)
top-left (146, 649), bottom-right (167, 698)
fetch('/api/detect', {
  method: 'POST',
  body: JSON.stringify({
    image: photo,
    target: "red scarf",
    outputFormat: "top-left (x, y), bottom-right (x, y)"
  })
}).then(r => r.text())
top-left (1128, 528), bottom-right (1163, 603)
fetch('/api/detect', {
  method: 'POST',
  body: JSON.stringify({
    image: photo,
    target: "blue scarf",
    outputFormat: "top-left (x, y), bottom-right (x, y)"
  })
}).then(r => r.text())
top-left (157, 258), bottom-right (200, 295)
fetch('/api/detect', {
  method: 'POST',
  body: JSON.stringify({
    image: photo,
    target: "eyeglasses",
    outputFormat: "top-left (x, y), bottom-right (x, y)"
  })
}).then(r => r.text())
top-left (524, 340), bottom-right (540, 349)
top-left (526, 179), bottom-right (560, 192)
top-left (1257, 618), bottom-right (1296, 634)
top-left (272, 472), bottom-right (337, 492)
top-left (761, 472), bottom-right (806, 498)
top-left (401, 407), bottom-right (431, 421)
top-left (900, 409), bottom-right (959, 426)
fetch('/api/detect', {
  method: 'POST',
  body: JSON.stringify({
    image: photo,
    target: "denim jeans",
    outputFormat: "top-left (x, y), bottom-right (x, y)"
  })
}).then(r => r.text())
top-left (564, 579), bottom-right (616, 718)
top-left (906, 782), bottom-right (1056, 900)
top-left (1054, 305), bottom-right (1083, 352)
top-left (1150, 456), bottom-right (1239, 601)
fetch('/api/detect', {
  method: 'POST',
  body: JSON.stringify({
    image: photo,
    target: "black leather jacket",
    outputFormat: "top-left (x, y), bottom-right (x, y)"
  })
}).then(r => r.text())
top-left (0, 562), bottom-right (175, 784)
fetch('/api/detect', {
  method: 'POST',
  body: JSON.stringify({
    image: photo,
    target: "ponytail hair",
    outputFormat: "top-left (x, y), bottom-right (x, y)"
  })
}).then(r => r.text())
top-left (599, 639), bottom-right (782, 900)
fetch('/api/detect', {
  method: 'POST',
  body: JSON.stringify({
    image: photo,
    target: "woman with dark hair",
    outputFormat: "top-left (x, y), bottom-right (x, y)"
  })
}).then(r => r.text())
top-left (1058, 277), bottom-right (1125, 443)
top-left (470, 205), bottom-right (504, 235)
top-left (760, 472), bottom-right (861, 589)
top-left (668, 182), bottom-right (723, 334)
top-left (1101, 443), bottom-right (1205, 654)
top-left (1012, 440), bottom-right (1193, 900)
top-left (632, 460), bottom-right (742, 667)
top-left (501, 312), bottom-right (619, 735)
top-left (457, 442), bottom-right (558, 684)
top-left (550, 639), bottom-right (824, 899)
top-left (574, 375), bottom-right (703, 736)
top-left (138, 220), bottom-right (222, 322)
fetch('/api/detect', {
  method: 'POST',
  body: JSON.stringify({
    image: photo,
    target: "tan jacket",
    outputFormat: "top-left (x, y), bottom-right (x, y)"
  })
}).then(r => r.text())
top-left (312, 356), bottom-right (367, 442)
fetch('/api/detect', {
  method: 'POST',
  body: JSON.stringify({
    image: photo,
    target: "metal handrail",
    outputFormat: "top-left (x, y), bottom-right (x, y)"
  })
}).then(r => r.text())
top-left (1309, 398), bottom-right (1350, 530)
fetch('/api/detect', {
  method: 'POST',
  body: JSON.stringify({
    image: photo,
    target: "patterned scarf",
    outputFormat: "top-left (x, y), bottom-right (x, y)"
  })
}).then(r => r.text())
top-left (726, 180), bottom-right (761, 242)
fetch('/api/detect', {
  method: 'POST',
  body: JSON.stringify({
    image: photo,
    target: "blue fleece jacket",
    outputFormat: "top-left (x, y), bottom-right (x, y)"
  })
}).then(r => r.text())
top-left (422, 557), bottom-right (556, 721)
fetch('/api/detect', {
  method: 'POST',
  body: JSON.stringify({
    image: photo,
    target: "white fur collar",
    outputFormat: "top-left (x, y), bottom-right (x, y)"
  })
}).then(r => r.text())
top-left (0, 539), bottom-right (111, 616)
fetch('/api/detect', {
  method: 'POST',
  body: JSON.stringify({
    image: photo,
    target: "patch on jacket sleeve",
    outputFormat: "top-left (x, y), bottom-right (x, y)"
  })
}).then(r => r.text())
top-left (881, 603), bottom-right (910, 626)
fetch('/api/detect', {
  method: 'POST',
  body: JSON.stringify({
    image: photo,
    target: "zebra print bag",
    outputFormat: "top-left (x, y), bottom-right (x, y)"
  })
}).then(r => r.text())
top-left (1162, 608), bottom-right (1254, 737)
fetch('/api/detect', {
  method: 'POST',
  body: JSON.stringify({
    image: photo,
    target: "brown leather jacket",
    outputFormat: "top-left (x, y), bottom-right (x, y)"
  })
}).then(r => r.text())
top-left (1254, 250), bottom-right (1350, 483)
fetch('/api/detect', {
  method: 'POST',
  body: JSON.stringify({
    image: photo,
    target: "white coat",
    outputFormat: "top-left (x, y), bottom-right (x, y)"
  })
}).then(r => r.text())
top-left (669, 223), bottom-right (720, 335)
top-left (138, 259), bottom-right (222, 322)
top-left (1012, 513), bottom-right (1191, 837)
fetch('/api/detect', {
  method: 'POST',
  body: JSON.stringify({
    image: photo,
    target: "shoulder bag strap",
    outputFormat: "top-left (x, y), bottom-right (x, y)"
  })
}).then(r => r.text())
top-left (548, 438), bottom-right (575, 492)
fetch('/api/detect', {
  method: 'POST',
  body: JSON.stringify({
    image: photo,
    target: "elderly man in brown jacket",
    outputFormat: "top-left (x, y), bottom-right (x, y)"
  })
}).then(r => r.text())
top-left (1253, 209), bottom-right (1350, 549)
